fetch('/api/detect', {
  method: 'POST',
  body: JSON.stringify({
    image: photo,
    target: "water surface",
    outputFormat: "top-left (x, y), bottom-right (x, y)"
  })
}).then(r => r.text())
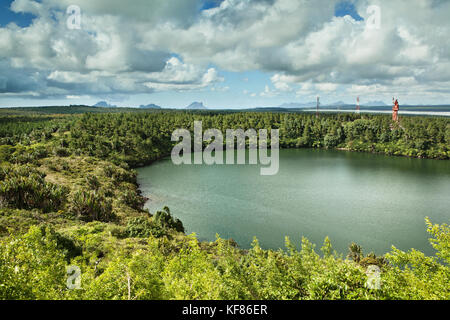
top-left (137, 149), bottom-right (450, 255)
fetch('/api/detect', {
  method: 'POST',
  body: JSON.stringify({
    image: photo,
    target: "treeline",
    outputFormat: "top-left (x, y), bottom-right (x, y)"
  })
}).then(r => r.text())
top-left (63, 112), bottom-right (449, 164)
top-left (4, 111), bottom-right (448, 167)
top-left (0, 110), bottom-right (449, 300)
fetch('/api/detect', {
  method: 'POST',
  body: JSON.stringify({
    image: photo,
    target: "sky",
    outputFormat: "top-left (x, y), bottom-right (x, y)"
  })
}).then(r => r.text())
top-left (0, 0), bottom-right (450, 108)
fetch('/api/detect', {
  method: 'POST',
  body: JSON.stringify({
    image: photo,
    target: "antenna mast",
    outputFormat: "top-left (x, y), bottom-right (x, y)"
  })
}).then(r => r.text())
top-left (356, 96), bottom-right (360, 114)
top-left (316, 96), bottom-right (320, 118)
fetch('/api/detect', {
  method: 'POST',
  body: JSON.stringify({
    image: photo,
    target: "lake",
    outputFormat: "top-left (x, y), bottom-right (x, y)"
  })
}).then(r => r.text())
top-left (137, 149), bottom-right (450, 256)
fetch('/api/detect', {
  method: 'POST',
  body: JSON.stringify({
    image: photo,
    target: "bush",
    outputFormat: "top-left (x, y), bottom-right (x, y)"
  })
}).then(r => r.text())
top-left (85, 174), bottom-right (100, 190)
top-left (103, 165), bottom-right (136, 184)
top-left (126, 216), bottom-right (166, 238)
top-left (324, 134), bottom-right (340, 149)
top-left (0, 145), bottom-right (15, 162)
top-left (154, 207), bottom-right (184, 233)
top-left (0, 226), bottom-right (69, 299)
top-left (54, 147), bottom-right (70, 157)
top-left (69, 190), bottom-right (113, 222)
top-left (0, 165), bottom-right (68, 212)
top-left (119, 189), bottom-right (146, 210)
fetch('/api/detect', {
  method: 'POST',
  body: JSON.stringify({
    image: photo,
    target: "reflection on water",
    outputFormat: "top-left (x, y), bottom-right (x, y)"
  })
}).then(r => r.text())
top-left (137, 149), bottom-right (450, 255)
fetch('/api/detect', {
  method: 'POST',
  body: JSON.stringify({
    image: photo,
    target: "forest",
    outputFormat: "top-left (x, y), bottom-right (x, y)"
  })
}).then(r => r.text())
top-left (0, 107), bottom-right (449, 300)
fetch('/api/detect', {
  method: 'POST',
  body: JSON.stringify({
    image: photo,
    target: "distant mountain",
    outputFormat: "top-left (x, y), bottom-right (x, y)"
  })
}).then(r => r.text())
top-left (139, 103), bottom-right (161, 109)
top-left (361, 101), bottom-right (388, 107)
top-left (280, 100), bottom-right (391, 109)
top-left (280, 101), bottom-right (352, 108)
top-left (93, 101), bottom-right (117, 108)
top-left (325, 101), bottom-right (349, 107)
top-left (186, 102), bottom-right (207, 110)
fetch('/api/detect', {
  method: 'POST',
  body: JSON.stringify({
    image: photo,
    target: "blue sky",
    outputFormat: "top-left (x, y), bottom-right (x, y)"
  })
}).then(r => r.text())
top-left (1, 0), bottom-right (449, 108)
top-left (0, 0), bottom-right (34, 27)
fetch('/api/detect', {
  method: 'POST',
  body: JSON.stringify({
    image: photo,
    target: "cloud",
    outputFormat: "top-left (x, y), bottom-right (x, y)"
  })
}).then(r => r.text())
top-left (271, 74), bottom-right (294, 92)
top-left (260, 85), bottom-right (278, 97)
top-left (0, 0), bottom-right (221, 99)
top-left (164, 0), bottom-right (450, 99)
top-left (316, 83), bottom-right (339, 92)
top-left (12, 0), bottom-right (200, 26)
top-left (1, 0), bottom-right (450, 102)
top-left (211, 86), bottom-right (230, 92)
top-left (142, 57), bottom-right (223, 91)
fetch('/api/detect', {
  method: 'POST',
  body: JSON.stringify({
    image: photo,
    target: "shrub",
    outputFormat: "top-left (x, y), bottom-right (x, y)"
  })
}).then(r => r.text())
top-left (347, 242), bottom-right (363, 263)
top-left (0, 145), bottom-right (15, 162)
top-left (85, 174), bottom-right (100, 190)
top-left (0, 226), bottom-right (69, 299)
top-left (103, 165), bottom-right (115, 178)
top-left (0, 165), bottom-right (68, 212)
top-left (103, 165), bottom-right (136, 183)
top-left (324, 134), bottom-right (340, 149)
top-left (106, 225), bottom-right (128, 239)
top-left (54, 147), bottom-right (70, 157)
top-left (119, 189), bottom-right (146, 210)
top-left (69, 190), bottom-right (113, 222)
top-left (126, 216), bottom-right (166, 238)
top-left (154, 207), bottom-right (184, 233)
top-left (359, 253), bottom-right (387, 268)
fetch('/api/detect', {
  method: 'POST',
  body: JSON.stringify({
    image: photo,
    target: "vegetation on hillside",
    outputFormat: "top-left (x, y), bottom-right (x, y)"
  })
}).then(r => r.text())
top-left (0, 108), bottom-right (448, 300)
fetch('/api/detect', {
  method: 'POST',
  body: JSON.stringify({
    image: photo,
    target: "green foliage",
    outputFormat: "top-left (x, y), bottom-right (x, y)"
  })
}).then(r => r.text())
top-left (85, 174), bottom-right (100, 190)
top-left (0, 219), bottom-right (448, 300)
top-left (0, 165), bottom-right (68, 212)
top-left (126, 216), bottom-right (166, 238)
top-left (69, 190), bottom-right (114, 222)
top-left (53, 147), bottom-right (70, 157)
top-left (0, 226), bottom-right (69, 299)
top-left (379, 219), bottom-right (450, 299)
top-left (2, 111), bottom-right (449, 167)
top-left (103, 164), bottom-right (136, 184)
top-left (154, 206), bottom-right (184, 233)
top-left (425, 217), bottom-right (450, 263)
top-left (0, 145), bottom-right (14, 162)
top-left (119, 188), bottom-right (145, 210)
top-left (0, 110), bottom-right (448, 300)
top-left (83, 249), bottom-right (167, 300)
top-left (347, 242), bottom-right (363, 263)
top-left (347, 242), bottom-right (387, 268)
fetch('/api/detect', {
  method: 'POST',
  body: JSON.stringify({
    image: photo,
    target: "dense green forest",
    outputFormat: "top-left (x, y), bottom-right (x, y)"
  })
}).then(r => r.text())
top-left (0, 108), bottom-right (449, 300)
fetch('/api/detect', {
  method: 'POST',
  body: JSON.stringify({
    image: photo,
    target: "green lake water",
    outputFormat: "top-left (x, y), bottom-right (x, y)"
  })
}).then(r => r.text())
top-left (137, 149), bottom-right (450, 255)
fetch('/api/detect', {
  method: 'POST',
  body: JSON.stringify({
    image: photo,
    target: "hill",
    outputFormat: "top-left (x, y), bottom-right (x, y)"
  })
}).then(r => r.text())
top-left (139, 104), bottom-right (162, 109)
top-left (93, 101), bottom-right (117, 108)
top-left (361, 101), bottom-right (388, 107)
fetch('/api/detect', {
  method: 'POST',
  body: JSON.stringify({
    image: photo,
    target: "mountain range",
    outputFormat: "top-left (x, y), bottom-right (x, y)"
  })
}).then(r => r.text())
top-left (92, 101), bottom-right (117, 108)
top-left (361, 101), bottom-right (388, 106)
top-left (91, 100), bottom-right (396, 110)
top-left (279, 100), bottom-right (389, 108)
top-left (139, 103), bottom-right (162, 109)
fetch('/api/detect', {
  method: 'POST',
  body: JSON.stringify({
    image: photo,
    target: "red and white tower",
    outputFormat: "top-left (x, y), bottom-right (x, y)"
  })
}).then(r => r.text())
top-left (392, 97), bottom-right (399, 122)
